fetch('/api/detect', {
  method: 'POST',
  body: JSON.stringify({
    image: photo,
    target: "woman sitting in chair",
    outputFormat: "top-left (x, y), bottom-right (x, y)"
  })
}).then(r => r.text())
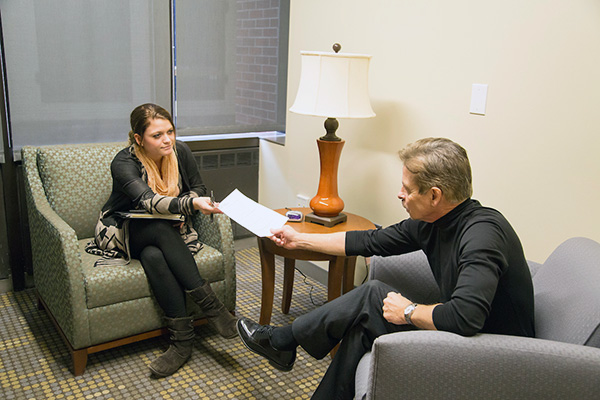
top-left (86, 103), bottom-right (238, 377)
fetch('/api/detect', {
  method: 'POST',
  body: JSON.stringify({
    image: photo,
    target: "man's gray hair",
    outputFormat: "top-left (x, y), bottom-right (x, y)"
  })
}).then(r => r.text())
top-left (398, 137), bottom-right (473, 203)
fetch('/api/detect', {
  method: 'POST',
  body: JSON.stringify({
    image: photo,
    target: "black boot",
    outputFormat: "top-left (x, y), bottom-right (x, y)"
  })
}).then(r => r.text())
top-left (187, 282), bottom-right (238, 339)
top-left (149, 316), bottom-right (195, 378)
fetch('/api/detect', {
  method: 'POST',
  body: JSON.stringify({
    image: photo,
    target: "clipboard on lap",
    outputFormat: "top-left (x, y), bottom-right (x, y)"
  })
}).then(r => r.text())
top-left (115, 210), bottom-right (185, 222)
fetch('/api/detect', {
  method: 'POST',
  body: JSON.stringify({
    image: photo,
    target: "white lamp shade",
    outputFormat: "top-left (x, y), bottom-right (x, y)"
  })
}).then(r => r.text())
top-left (289, 51), bottom-right (376, 119)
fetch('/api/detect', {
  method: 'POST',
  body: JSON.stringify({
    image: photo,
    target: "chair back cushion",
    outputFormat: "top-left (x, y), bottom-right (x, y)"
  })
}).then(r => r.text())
top-left (36, 142), bottom-right (126, 239)
top-left (533, 237), bottom-right (600, 347)
top-left (370, 251), bottom-right (441, 305)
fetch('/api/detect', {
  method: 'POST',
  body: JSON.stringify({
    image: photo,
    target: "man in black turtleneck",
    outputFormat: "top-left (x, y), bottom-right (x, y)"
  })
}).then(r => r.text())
top-left (237, 137), bottom-right (535, 400)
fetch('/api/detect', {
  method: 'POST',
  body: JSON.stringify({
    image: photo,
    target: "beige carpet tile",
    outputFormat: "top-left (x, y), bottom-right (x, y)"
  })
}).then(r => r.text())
top-left (0, 247), bottom-right (331, 400)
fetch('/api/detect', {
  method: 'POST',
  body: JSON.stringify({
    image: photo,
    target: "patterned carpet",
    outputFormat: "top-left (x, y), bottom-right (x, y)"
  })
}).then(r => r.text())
top-left (0, 247), bottom-right (331, 399)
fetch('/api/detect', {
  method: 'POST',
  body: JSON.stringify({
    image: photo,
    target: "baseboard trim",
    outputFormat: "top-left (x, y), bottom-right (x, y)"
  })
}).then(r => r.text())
top-left (0, 278), bottom-right (12, 293)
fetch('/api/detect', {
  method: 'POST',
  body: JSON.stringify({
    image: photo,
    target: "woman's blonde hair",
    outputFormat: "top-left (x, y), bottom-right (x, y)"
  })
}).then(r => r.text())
top-left (398, 137), bottom-right (473, 204)
top-left (128, 103), bottom-right (179, 197)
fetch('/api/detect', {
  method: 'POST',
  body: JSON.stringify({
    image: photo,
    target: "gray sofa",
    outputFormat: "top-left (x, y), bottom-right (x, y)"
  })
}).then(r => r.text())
top-left (355, 237), bottom-right (600, 399)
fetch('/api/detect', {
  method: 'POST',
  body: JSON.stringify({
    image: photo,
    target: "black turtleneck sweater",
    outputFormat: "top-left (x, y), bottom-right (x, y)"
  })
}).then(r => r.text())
top-left (345, 199), bottom-right (535, 338)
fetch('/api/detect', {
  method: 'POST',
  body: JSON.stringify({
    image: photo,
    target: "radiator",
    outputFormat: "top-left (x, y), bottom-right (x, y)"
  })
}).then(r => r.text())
top-left (193, 147), bottom-right (259, 239)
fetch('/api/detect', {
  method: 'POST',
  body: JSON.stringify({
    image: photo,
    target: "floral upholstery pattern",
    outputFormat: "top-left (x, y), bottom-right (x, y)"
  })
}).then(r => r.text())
top-left (22, 142), bottom-right (236, 354)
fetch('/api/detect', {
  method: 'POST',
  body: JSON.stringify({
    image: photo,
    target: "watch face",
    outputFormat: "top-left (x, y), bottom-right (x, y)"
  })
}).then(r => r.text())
top-left (404, 304), bottom-right (417, 324)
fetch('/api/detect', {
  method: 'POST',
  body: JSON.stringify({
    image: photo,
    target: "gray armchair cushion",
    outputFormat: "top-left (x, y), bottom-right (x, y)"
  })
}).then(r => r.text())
top-left (366, 331), bottom-right (600, 399)
top-left (369, 250), bottom-right (440, 305)
top-left (355, 350), bottom-right (371, 399)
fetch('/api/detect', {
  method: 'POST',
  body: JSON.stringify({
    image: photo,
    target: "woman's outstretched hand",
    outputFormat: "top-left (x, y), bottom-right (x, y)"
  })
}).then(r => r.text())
top-left (193, 197), bottom-right (223, 215)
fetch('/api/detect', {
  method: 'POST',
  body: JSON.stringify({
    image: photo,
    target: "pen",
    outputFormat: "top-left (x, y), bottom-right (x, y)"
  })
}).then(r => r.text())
top-left (210, 190), bottom-right (215, 221)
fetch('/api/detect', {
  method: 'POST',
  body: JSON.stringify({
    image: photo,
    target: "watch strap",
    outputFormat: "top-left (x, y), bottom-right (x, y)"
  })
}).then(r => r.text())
top-left (404, 303), bottom-right (417, 325)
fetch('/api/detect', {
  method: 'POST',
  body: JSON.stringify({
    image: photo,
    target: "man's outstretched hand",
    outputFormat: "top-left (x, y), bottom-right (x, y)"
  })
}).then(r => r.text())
top-left (269, 225), bottom-right (300, 250)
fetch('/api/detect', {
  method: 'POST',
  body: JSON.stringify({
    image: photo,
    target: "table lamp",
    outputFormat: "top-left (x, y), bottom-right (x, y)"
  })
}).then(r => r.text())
top-left (289, 43), bottom-right (375, 227)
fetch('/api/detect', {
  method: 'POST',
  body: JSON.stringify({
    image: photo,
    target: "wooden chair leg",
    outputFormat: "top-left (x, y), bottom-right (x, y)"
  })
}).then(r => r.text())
top-left (72, 348), bottom-right (88, 376)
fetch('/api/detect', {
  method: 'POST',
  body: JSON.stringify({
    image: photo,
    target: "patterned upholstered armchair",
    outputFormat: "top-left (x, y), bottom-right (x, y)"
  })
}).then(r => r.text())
top-left (355, 237), bottom-right (600, 399)
top-left (22, 142), bottom-right (236, 376)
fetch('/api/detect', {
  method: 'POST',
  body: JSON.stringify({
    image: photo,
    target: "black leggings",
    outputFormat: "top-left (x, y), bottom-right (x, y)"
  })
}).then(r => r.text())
top-left (129, 219), bottom-right (205, 318)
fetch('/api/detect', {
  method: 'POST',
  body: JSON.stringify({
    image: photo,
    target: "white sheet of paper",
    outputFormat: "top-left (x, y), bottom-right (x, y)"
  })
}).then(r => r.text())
top-left (217, 189), bottom-right (288, 237)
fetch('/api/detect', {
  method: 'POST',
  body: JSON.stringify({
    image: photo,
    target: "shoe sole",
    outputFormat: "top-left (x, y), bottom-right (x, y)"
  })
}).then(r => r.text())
top-left (236, 322), bottom-right (294, 372)
top-left (148, 356), bottom-right (191, 378)
top-left (268, 360), bottom-right (293, 372)
top-left (222, 331), bottom-right (239, 339)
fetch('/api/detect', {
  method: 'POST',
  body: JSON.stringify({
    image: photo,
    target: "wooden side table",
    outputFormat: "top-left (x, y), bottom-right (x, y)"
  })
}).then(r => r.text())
top-left (256, 207), bottom-right (375, 325)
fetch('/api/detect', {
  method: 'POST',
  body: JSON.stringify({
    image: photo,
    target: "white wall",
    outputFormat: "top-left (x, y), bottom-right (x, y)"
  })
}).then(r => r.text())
top-left (260, 0), bottom-right (600, 263)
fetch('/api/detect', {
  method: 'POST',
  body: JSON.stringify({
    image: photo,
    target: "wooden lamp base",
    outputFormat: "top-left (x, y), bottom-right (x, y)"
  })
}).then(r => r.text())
top-left (305, 212), bottom-right (348, 227)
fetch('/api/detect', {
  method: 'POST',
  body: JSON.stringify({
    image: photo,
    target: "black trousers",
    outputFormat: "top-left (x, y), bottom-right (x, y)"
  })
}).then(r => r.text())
top-left (129, 219), bottom-right (205, 318)
top-left (292, 280), bottom-right (415, 400)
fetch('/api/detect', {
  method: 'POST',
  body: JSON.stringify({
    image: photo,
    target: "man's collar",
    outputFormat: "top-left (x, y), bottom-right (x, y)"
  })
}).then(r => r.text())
top-left (432, 198), bottom-right (475, 227)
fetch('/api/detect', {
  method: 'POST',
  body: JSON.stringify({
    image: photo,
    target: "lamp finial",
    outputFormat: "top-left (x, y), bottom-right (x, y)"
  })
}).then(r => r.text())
top-left (332, 43), bottom-right (341, 53)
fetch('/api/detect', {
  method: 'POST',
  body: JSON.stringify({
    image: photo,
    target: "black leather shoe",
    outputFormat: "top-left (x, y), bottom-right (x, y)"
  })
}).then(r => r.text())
top-left (237, 317), bottom-right (296, 372)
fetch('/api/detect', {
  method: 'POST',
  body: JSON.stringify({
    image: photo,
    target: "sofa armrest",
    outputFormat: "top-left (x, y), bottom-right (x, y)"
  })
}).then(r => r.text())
top-left (22, 146), bottom-right (91, 349)
top-left (193, 213), bottom-right (235, 259)
top-left (366, 330), bottom-right (600, 400)
top-left (192, 213), bottom-right (236, 309)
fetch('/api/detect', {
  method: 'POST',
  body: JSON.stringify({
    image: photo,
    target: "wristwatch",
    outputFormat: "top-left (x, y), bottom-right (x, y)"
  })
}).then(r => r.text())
top-left (404, 303), bottom-right (418, 325)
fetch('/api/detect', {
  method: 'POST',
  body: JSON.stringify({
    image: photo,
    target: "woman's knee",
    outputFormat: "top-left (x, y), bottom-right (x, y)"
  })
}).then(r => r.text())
top-left (139, 246), bottom-right (168, 272)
